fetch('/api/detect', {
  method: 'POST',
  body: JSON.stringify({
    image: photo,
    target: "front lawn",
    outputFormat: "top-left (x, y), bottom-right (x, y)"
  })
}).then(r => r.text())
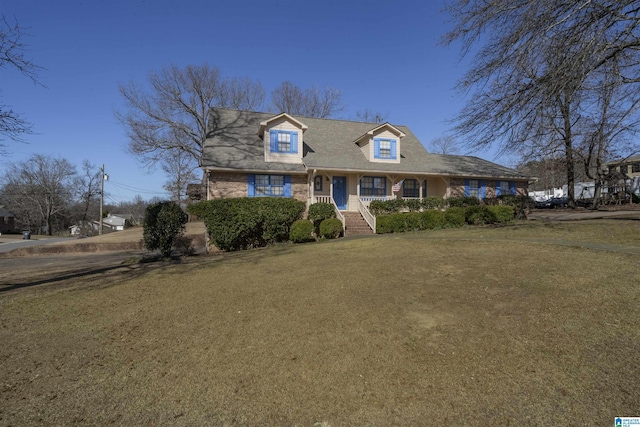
top-left (1, 219), bottom-right (639, 425)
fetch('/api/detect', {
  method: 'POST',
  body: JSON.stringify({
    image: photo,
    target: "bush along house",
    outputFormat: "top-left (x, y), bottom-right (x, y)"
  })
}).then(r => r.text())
top-left (200, 108), bottom-right (533, 234)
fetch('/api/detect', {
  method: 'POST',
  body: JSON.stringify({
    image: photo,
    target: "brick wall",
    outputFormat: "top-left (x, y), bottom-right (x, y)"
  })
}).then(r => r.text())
top-left (449, 178), bottom-right (529, 199)
top-left (207, 171), bottom-right (308, 203)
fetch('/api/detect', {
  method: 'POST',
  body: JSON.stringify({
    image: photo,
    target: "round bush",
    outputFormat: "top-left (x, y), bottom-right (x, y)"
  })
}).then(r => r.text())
top-left (319, 218), bottom-right (343, 239)
top-left (464, 206), bottom-right (497, 225)
top-left (290, 219), bottom-right (315, 243)
top-left (143, 201), bottom-right (188, 257)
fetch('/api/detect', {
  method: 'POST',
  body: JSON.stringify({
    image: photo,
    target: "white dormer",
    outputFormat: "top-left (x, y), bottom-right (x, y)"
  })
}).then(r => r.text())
top-left (354, 123), bottom-right (405, 164)
top-left (259, 113), bottom-right (308, 164)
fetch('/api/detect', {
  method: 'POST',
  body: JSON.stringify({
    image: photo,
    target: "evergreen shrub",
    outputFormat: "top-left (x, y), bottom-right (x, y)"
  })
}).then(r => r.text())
top-left (319, 218), bottom-right (343, 239)
top-left (143, 201), bottom-right (188, 257)
top-left (290, 219), bottom-right (315, 243)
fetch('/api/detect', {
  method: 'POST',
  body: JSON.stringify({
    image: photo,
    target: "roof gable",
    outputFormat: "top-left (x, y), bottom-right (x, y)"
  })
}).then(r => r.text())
top-left (353, 122), bottom-right (406, 144)
top-left (258, 112), bottom-right (308, 137)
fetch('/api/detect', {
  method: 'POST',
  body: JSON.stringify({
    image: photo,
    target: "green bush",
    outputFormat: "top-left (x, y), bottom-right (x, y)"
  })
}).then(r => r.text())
top-left (143, 201), bottom-right (188, 257)
top-left (369, 199), bottom-right (403, 215)
top-left (447, 196), bottom-right (481, 208)
top-left (464, 206), bottom-right (497, 225)
top-left (376, 212), bottom-right (406, 233)
top-left (487, 205), bottom-right (515, 223)
top-left (319, 218), bottom-right (343, 239)
top-left (421, 196), bottom-right (446, 210)
top-left (188, 198), bottom-right (305, 251)
top-left (421, 209), bottom-right (446, 229)
top-left (404, 199), bottom-right (422, 212)
top-left (404, 212), bottom-right (423, 231)
top-left (444, 207), bottom-right (465, 227)
top-left (290, 219), bottom-right (315, 243)
top-left (308, 202), bottom-right (335, 235)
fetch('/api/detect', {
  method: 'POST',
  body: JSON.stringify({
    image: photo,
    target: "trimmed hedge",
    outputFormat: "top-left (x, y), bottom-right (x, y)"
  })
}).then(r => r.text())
top-left (376, 204), bottom-right (514, 234)
top-left (444, 207), bottom-right (465, 227)
top-left (490, 205), bottom-right (515, 223)
top-left (290, 219), bottom-right (315, 243)
top-left (319, 218), bottom-right (343, 239)
top-left (446, 196), bottom-right (481, 208)
top-left (421, 209), bottom-right (446, 229)
top-left (188, 197), bottom-right (305, 251)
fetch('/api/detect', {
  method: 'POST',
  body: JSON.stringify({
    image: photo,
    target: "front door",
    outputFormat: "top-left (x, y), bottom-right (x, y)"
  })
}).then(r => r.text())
top-left (333, 176), bottom-right (347, 210)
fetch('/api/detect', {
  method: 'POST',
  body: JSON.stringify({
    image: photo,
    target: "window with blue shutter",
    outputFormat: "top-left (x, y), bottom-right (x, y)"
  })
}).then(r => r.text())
top-left (373, 138), bottom-right (397, 159)
top-left (480, 180), bottom-right (486, 199)
top-left (249, 174), bottom-right (291, 197)
top-left (269, 130), bottom-right (298, 154)
top-left (509, 181), bottom-right (517, 195)
top-left (466, 179), bottom-right (480, 198)
top-left (495, 180), bottom-right (501, 196)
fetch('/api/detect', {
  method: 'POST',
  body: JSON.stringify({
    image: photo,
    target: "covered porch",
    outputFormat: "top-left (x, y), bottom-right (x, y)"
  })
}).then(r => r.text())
top-left (307, 171), bottom-right (450, 233)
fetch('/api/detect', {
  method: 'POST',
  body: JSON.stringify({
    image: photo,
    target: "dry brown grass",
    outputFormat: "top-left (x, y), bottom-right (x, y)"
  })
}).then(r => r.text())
top-left (0, 219), bottom-right (639, 425)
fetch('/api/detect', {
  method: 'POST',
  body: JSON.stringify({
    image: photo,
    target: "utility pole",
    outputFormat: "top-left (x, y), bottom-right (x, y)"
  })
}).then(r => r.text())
top-left (99, 164), bottom-right (107, 235)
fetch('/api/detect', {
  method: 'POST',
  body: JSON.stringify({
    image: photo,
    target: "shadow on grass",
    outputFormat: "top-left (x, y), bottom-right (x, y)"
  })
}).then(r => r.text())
top-left (0, 254), bottom-right (192, 294)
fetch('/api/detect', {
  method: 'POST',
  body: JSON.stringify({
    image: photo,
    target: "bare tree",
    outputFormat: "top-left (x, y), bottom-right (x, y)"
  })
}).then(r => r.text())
top-left (0, 154), bottom-right (77, 235)
top-left (429, 135), bottom-right (460, 155)
top-left (271, 81), bottom-right (344, 118)
top-left (355, 109), bottom-right (386, 123)
top-left (161, 150), bottom-right (198, 208)
top-left (218, 76), bottom-right (265, 110)
top-left (73, 160), bottom-right (102, 222)
top-left (443, 0), bottom-right (640, 207)
top-left (0, 15), bottom-right (43, 149)
top-left (116, 63), bottom-right (265, 169)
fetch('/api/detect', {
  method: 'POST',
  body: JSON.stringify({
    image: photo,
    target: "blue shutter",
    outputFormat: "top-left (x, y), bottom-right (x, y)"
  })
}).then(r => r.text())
top-left (374, 138), bottom-right (381, 158)
top-left (290, 132), bottom-right (298, 154)
top-left (248, 174), bottom-right (256, 197)
top-left (495, 180), bottom-right (501, 196)
top-left (283, 175), bottom-right (292, 197)
top-left (390, 139), bottom-right (397, 159)
top-left (480, 180), bottom-right (486, 199)
top-left (270, 130), bottom-right (278, 152)
top-left (510, 181), bottom-right (517, 195)
top-left (464, 179), bottom-right (470, 197)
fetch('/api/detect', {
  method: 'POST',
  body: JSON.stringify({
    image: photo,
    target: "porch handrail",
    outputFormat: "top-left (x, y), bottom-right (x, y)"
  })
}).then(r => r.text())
top-left (358, 198), bottom-right (376, 233)
top-left (314, 196), bottom-right (345, 229)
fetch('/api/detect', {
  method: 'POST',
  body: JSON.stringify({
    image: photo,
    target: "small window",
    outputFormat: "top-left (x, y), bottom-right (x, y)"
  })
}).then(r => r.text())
top-left (499, 181), bottom-right (510, 195)
top-left (374, 138), bottom-right (396, 160)
top-left (361, 176), bottom-right (386, 197)
top-left (269, 130), bottom-right (298, 154)
top-left (632, 163), bottom-right (640, 173)
top-left (609, 165), bottom-right (617, 173)
top-left (314, 175), bottom-right (323, 191)
top-left (469, 179), bottom-right (479, 198)
top-left (620, 165), bottom-right (628, 174)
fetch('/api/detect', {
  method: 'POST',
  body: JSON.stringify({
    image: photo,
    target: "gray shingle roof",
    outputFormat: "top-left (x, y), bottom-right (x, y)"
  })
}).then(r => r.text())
top-left (201, 108), bottom-right (531, 180)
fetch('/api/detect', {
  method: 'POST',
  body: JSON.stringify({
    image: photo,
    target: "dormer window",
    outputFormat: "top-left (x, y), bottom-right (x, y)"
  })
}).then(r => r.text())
top-left (374, 138), bottom-right (397, 160)
top-left (269, 130), bottom-right (298, 154)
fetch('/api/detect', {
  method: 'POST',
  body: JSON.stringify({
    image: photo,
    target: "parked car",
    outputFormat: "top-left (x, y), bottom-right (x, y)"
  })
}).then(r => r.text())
top-left (535, 197), bottom-right (568, 209)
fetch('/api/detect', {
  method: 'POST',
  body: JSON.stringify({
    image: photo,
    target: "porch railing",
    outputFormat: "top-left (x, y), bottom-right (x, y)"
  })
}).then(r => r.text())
top-left (313, 196), bottom-right (345, 229)
top-left (358, 198), bottom-right (376, 233)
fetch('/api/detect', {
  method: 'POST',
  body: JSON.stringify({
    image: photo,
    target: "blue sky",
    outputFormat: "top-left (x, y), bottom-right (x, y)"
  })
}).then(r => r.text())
top-left (1, 0), bottom-right (492, 203)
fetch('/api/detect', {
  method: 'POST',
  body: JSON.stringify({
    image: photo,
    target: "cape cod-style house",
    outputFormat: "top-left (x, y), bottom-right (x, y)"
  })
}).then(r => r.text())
top-left (200, 108), bottom-right (533, 233)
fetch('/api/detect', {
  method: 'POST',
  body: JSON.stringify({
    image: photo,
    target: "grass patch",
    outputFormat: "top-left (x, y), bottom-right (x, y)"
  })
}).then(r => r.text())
top-left (0, 219), bottom-right (639, 425)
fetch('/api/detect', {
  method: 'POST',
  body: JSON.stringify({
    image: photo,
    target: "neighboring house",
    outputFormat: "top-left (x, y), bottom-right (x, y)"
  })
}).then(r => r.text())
top-left (0, 206), bottom-right (16, 234)
top-left (99, 214), bottom-right (129, 232)
top-left (606, 154), bottom-right (640, 179)
top-left (200, 108), bottom-right (534, 232)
